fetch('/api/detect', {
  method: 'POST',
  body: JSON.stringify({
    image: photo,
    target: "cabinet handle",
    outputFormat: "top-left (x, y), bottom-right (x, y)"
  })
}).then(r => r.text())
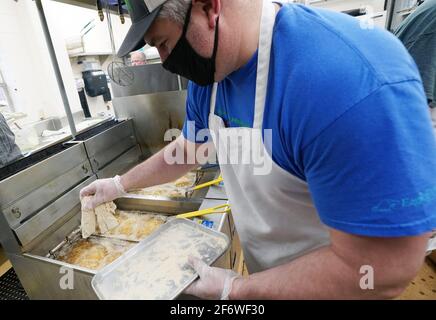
top-left (11, 207), bottom-right (21, 219)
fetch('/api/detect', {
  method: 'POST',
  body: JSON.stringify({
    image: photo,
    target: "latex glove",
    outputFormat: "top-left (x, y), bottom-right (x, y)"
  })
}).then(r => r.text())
top-left (184, 256), bottom-right (241, 300)
top-left (80, 175), bottom-right (127, 210)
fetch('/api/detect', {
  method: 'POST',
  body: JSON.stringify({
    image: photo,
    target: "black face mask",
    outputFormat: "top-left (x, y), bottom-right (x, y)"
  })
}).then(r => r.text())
top-left (162, 5), bottom-right (219, 86)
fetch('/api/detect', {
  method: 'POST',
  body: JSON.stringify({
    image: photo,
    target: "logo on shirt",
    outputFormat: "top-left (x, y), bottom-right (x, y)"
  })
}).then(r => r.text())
top-left (215, 108), bottom-right (251, 128)
top-left (372, 186), bottom-right (436, 213)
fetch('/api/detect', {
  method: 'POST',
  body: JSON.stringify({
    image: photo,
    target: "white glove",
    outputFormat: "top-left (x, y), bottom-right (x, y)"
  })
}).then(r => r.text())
top-left (184, 256), bottom-right (241, 300)
top-left (80, 175), bottom-right (127, 210)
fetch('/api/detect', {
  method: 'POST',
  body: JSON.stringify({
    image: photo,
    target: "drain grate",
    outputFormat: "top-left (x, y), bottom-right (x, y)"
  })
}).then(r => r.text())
top-left (0, 268), bottom-right (29, 300)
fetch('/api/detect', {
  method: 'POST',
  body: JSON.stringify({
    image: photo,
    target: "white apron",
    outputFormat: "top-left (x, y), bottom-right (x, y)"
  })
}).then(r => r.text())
top-left (208, 0), bottom-right (330, 273)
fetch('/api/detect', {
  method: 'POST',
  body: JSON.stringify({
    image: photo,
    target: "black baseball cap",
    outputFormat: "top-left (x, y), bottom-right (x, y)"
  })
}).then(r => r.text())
top-left (117, 0), bottom-right (168, 57)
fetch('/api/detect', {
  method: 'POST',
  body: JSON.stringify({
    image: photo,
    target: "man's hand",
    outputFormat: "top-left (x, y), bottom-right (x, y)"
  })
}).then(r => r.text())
top-left (79, 136), bottom-right (205, 210)
top-left (185, 257), bottom-right (241, 300)
top-left (80, 175), bottom-right (127, 210)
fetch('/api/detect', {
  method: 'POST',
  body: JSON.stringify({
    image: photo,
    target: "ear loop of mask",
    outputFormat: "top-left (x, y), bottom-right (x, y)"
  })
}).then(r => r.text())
top-left (182, 3), bottom-right (220, 62)
top-left (182, 3), bottom-right (193, 36)
top-left (211, 16), bottom-right (220, 70)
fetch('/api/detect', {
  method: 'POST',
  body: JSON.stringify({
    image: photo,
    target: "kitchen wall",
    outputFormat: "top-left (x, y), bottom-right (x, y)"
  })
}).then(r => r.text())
top-left (0, 0), bottom-right (131, 127)
top-left (0, 0), bottom-right (67, 124)
top-left (0, 0), bottom-right (392, 128)
top-left (43, 0), bottom-right (132, 120)
top-left (312, 0), bottom-right (388, 28)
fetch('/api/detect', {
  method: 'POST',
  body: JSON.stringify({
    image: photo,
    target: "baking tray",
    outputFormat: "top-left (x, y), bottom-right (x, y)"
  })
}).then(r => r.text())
top-left (91, 218), bottom-right (230, 300)
top-left (128, 169), bottom-right (219, 200)
top-left (46, 228), bottom-right (135, 271)
top-left (43, 211), bottom-right (172, 272)
top-left (98, 211), bottom-right (170, 242)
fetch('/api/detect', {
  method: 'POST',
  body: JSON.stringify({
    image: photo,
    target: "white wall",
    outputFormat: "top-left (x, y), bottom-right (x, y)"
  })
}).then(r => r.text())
top-left (44, 0), bottom-right (131, 55)
top-left (0, 0), bottom-right (67, 124)
top-left (312, 0), bottom-right (386, 12)
top-left (312, 0), bottom-right (388, 28)
top-left (43, 0), bottom-right (132, 119)
top-left (0, 0), bottom-right (131, 126)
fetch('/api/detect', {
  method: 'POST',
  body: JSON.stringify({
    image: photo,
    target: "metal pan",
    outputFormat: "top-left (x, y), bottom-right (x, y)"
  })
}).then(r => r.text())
top-left (127, 169), bottom-right (219, 201)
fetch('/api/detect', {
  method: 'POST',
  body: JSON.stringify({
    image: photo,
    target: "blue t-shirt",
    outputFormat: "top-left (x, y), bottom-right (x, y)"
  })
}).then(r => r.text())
top-left (182, 4), bottom-right (436, 237)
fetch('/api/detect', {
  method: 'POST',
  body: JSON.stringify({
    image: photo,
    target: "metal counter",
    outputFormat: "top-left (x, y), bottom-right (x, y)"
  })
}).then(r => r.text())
top-left (0, 143), bottom-right (93, 250)
top-left (73, 119), bottom-right (142, 178)
top-left (6, 196), bottom-right (231, 300)
top-left (0, 119), bottom-right (144, 299)
top-left (0, 114), bottom-right (237, 300)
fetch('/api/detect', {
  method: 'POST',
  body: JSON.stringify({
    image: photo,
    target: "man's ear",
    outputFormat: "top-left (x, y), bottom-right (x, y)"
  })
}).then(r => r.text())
top-left (192, 0), bottom-right (221, 29)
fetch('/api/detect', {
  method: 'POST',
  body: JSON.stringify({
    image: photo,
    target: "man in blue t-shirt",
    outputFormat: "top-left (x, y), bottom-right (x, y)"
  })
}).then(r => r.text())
top-left (81, 0), bottom-right (436, 299)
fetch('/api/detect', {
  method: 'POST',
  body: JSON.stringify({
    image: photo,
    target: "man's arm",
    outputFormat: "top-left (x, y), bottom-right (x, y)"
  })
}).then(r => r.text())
top-left (120, 135), bottom-right (204, 191)
top-left (229, 229), bottom-right (429, 299)
top-left (80, 135), bottom-right (211, 208)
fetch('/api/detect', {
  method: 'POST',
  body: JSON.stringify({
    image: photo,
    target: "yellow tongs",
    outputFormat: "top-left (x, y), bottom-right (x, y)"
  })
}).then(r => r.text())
top-left (176, 203), bottom-right (231, 219)
top-left (184, 175), bottom-right (223, 196)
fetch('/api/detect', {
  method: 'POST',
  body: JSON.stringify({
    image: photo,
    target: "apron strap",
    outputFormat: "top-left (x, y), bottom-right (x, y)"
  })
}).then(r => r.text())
top-left (253, 0), bottom-right (276, 130)
top-left (210, 82), bottom-right (218, 115)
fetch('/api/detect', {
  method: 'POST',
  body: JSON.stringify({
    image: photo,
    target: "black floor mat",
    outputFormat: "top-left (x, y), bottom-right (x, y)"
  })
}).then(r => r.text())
top-left (0, 268), bottom-right (29, 300)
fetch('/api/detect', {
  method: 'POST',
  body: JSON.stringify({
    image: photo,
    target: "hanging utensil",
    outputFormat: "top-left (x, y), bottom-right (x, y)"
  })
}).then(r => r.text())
top-left (104, 0), bottom-right (134, 87)
top-left (96, 0), bottom-right (104, 21)
top-left (117, 0), bottom-right (125, 24)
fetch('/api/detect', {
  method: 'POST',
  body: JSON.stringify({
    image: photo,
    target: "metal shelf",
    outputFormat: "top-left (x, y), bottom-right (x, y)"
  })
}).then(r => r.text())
top-left (51, 0), bottom-right (122, 14)
top-left (69, 52), bottom-right (113, 58)
top-left (51, 0), bottom-right (103, 10)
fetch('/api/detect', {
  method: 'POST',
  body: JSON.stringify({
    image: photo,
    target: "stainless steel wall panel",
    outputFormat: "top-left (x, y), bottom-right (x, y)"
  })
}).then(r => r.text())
top-left (82, 120), bottom-right (136, 159)
top-left (0, 143), bottom-right (89, 209)
top-left (90, 135), bottom-right (137, 172)
top-left (96, 145), bottom-right (142, 179)
top-left (113, 91), bottom-right (187, 157)
top-left (14, 177), bottom-right (96, 247)
top-left (3, 160), bottom-right (92, 228)
top-left (111, 64), bottom-right (188, 98)
top-left (10, 253), bottom-right (97, 300)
